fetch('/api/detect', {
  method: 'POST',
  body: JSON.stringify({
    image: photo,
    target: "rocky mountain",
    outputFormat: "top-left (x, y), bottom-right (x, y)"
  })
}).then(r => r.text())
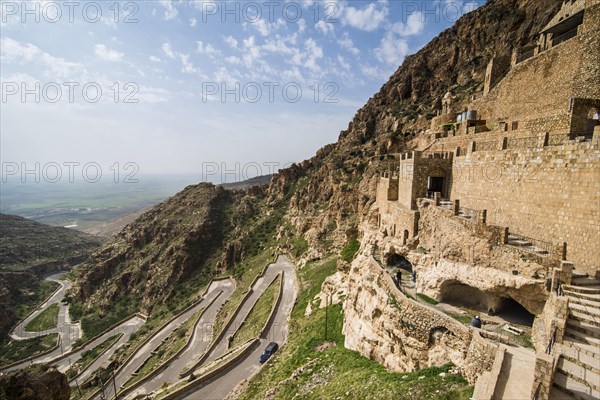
top-left (69, 0), bottom-right (563, 367)
top-left (274, 0), bottom-right (563, 255)
top-left (0, 214), bottom-right (105, 341)
top-left (70, 182), bottom-right (292, 324)
top-left (70, 0), bottom-right (562, 316)
top-left (0, 213), bottom-right (105, 272)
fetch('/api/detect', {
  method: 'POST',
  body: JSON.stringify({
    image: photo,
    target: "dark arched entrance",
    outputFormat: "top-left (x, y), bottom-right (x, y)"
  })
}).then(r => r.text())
top-left (386, 254), bottom-right (413, 272)
top-left (494, 297), bottom-right (535, 327)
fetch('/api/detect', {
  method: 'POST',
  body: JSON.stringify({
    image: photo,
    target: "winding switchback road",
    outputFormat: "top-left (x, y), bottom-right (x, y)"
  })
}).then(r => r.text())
top-left (2, 273), bottom-right (144, 375)
top-left (172, 255), bottom-right (297, 400)
top-left (93, 278), bottom-right (235, 400)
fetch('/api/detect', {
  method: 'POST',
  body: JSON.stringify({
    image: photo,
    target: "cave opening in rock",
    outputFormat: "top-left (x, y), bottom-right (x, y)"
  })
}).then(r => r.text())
top-left (439, 281), bottom-right (489, 312)
top-left (386, 254), bottom-right (412, 272)
top-left (494, 297), bottom-right (535, 327)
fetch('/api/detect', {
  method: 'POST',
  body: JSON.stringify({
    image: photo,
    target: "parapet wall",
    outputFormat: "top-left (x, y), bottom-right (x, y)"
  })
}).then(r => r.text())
top-left (342, 254), bottom-right (504, 385)
top-left (449, 137), bottom-right (600, 273)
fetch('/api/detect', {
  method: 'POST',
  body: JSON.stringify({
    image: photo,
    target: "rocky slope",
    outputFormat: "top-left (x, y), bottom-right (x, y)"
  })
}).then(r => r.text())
top-left (0, 368), bottom-right (71, 400)
top-left (72, 0), bottom-right (561, 306)
top-left (265, 0), bottom-right (563, 259)
top-left (0, 213), bottom-right (105, 272)
top-left (70, 182), bottom-right (290, 322)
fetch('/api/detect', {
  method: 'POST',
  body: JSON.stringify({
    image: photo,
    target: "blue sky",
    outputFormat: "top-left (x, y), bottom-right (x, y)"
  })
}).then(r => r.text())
top-left (1, 0), bottom-right (483, 182)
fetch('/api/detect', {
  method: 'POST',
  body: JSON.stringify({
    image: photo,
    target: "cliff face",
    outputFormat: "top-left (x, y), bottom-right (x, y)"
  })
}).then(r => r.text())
top-left (272, 0), bottom-right (562, 256)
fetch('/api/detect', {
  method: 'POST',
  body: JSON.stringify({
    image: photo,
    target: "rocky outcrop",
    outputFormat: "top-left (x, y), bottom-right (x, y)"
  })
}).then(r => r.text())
top-left (343, 254), bottom-right (473, 373)
top-left (0, 368), bottom-right (71, 400)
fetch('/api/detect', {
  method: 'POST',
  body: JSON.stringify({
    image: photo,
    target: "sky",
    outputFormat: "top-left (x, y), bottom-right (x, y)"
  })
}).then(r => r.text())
top-left (0, 0), bottom-right (484, 184)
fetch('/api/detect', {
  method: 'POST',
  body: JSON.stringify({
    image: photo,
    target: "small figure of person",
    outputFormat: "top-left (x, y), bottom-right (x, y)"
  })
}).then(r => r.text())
top-left (471, 316), bottom-right (482, 329)
top-left (411, 270), bottom-right (417, 283)
top-left (396, 270), bottom-right (402, 287)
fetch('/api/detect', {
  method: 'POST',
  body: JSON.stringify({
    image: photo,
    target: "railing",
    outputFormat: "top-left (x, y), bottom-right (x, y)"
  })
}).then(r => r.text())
top-left (507, 233), bottom-right (553, 257)
top-left (516, 48), bottom-right (535, 64)
top-left (458, 207), bottom-right (478, 220)
top-left (552, 27), bottom-right (579, 48)
top-left (545, 327), bottom-right (557, 355)
top-left (533, 381), bottom-right (543, 400)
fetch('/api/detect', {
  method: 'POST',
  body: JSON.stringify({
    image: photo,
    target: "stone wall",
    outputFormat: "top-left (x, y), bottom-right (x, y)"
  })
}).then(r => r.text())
top-left (342, 254), bottom-right (506, 385)
top-left (448, 138), bottom-right (600, 273)
top-left (470, 15), bottom-right (585, 133)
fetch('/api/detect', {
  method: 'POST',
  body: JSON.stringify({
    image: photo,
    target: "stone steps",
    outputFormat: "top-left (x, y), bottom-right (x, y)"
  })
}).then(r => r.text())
top-left (564, 285), bottom-right (600, 295)
top-left (569, 303), bottom-right (600, 319)
top-left (560, 346), bottom-right (600, 375)
top-left (565, 329), bottom-right (600, 346)
top-left (564, 290), bottom-right (600, 302)
top-left (567, 319), bottom-right (600, 340)
top-left (564, 341), bottom-right (600, 359)
top-left (571, 277), bottom-right (600, 287)
top-left (569, 311), bottom-right (600, 328)
top-left (558, 357), bottom-right (600, 391)
top-left (553, 371), bottom-right (600, 400)
top-left (568, 295), bottom-right (600, 309)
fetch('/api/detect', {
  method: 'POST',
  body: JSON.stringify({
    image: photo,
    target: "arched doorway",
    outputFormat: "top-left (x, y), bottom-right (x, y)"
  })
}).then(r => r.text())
top-left (386, 253), bottom-right (412, 272)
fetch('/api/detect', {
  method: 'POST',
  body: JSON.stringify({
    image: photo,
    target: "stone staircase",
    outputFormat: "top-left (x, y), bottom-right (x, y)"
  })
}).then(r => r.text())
top-left (506, 234), bottom-right (550, 257)
top-left (551, 274), bottom-right (600, 400)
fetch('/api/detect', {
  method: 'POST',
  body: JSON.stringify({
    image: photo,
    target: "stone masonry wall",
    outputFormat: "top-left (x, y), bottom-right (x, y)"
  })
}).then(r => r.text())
top-left (472, 26), bottom-right (584, 132)
top-left (449, 138), bottom-right (600, 273)
top-left (342, 254), bottom-right (504, 385)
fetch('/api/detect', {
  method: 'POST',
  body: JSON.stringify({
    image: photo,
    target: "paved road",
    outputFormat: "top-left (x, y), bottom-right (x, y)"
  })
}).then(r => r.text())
top-left (176, 255), bottom-right (297, 400)
top-left (120, 279), bottom-right (235, 398)
top-left (61, 316), bottom-right (145, 385)
top-left (94, 279), bottom-right (235, 400)
top-left (10, 273), bottom-right (82, 351)
top-left (2, 274), bottom-right (144, 375)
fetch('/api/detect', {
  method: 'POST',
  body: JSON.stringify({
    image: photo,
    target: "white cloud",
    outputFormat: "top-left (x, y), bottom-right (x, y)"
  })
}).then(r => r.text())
top-left (162, 42), bottom-right (176, 59)
top-left (149, 56), bottom-right (162, 62)
top-left (297, 19), bottom-right (307, 33)
top-left (374, 33), bottom-right (409, 66)
top-left (1, 37), bottom-right (84, 79)
top-left (343, 0), bottom-right (388, 31)
top-left (248, 19), bottom-right (285, 37)
top-left (197, 41), bottom-right (220, 56)
top-left (291, 38), bottom-right (323, 73)
top-left (374, 12), bottom-right (424, 66)
top-left (224, 35), bottom-right (238, 49)
top-left (161, 42), bottom-right (200, 75)
top-left (315, 20), bottom-right (335, 35)
top-left (393, 12), bottom-right (426, 37)
top-left (179, 53), bottom-right (197, 74)
top-left (94, 44), bottom-right (124, 62)
top-left (360, 64), bottom-right (389, 80)
top-left (337, 55), bottom-right (351, 71)
top-left (159, 0), bottom-right (178, 20)
top-left (0, 38), bottom-right (40, 62)
top-left (337, 33), bottom-right (360, 55)
top-left (190, 17), bottom-right (197, 27)
top-left (225, 56), bottom-right (241, 65)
